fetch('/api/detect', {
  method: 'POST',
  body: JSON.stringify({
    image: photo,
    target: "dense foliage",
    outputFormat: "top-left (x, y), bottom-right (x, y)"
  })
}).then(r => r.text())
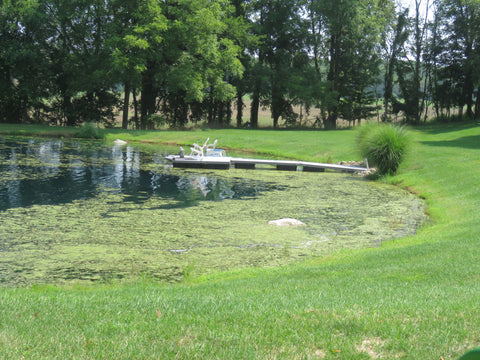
top-left (1, 0), bottom-right (479, 128)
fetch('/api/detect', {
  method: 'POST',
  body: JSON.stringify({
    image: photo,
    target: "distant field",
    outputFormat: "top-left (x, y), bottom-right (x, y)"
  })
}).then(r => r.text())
top-left (115, 97), bottom-right (387, 129)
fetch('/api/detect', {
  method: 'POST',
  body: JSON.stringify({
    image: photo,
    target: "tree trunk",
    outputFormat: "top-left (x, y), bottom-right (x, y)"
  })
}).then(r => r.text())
top-left (207, 88), bottom-right (215, 126)
top-left (271, 85), bottom-right (282, 128)
top-left (309, 4), bottom-right (321, 76)
top-left (140, 64), bottom-right (156, 129)
top-left (413, 0), bottom-right (423, 125)
top-left (326, 33), bottom-right (339, 130)
top-left (384, 59), bottom-right (393, 122)
top-left (236, 91), bottom-right (244, 127)
top-left (122, 83), bottom-right (130, 129)
top-left (64, 95), bottom-right (75, 126)
top-left (474, 91), bottom-right (480, 119)
top-left (463, 74), bottom-right (474, 119)
top-left (250, 79), bottom-right (260, 128)
top-left (132, 88), bottom-right (139, 129)
top-left (325, 111), bottom-right (337, 130)
top-left (226, 100), bottom-right (232, 125)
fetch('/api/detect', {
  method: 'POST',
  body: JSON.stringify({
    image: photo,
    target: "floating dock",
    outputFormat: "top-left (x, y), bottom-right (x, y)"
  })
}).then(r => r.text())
top-left (170, 156), bottom-right (368, 173)
top-left (231, 158), bottom-right (367, 173)
top-left (165, 138), bottom-right (369, 173)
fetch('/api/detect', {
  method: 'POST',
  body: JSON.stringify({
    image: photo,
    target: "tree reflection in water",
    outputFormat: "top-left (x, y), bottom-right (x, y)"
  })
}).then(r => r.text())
top-left (0, 137), bottom-right (281, 211)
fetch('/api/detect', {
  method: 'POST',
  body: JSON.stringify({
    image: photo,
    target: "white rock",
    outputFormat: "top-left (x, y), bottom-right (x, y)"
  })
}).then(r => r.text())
top-left (268, 218), bottom-right (305, 227)
top-left (113, 139), bottom-right (127, 146)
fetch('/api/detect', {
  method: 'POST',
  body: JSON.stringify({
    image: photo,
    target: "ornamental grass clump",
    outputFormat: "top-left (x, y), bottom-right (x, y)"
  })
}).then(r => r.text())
top-left (357, 123), bottom-right (410, 176)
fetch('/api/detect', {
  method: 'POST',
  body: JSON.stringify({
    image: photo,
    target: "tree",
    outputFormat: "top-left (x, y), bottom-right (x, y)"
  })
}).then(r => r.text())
top-left (229, 0), bottom-right (258, 128)
top-left (109, 0), bottom-right (168, 129)
top-left (40, 0), bottom-right (119, 126)
top-left (248, 0), bottom-right (310, 128)
top-left (435, 0), bottom-right (480, 120)
top-left (309, 0), bottom-right (394, 129)
top-left (383, 9), bottom-right (410, 122)
top-left (158, 0), bottom-right (245, 127)
top-left (109, 0), bottom-right (152, 129)
top-left (0, 0), bottom-right (51, 123)
top-left (393, 0), bottom-right (430, 124)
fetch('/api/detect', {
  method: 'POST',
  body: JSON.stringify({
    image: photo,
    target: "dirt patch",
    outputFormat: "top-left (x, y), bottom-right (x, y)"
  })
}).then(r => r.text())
top-left (356, 337), bottom-right (386, 359)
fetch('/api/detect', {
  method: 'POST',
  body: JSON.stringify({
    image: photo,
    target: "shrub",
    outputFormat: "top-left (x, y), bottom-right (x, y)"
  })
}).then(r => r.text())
top-left (76, 122), bottom-right (105, 139)
top-left (357, 123), bottom-right (410, 176)
top-left (146, 114), bottom-right (168, 129)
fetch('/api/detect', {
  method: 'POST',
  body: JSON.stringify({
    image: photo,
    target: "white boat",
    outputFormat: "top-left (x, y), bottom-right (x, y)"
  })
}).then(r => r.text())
top-left (165, 138), bottom-right (231, 169)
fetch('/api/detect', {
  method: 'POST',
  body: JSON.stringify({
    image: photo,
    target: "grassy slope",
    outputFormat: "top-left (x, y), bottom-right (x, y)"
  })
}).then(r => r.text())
top-left (0, 123), bottom-right (479, 359)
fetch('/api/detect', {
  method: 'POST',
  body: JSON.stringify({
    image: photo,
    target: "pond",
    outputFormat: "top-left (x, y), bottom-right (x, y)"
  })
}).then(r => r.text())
top-left (0, 137), bottom-right (426, 285)
top-left (0, 138), bottom-right (284, 211)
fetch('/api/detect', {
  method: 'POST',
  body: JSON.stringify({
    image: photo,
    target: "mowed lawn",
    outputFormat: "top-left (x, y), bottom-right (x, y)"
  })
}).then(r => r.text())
top-left (0, 122), bottom-right (479, 359)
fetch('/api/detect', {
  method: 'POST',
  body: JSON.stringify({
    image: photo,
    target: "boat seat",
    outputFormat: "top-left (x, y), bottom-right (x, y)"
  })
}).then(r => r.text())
top-left (206, 139), bottom-right (217, 150)
top-left (190, 147), bottom-right (203, 156)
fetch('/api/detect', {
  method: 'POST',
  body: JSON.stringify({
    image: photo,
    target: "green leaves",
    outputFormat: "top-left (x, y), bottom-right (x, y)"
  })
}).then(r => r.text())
top-left (3, 0), bottom-right (479, 127)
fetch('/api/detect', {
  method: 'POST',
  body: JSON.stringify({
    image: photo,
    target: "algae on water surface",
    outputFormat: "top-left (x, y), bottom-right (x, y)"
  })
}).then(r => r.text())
top-left (0, 137), bottom-right (426, 285)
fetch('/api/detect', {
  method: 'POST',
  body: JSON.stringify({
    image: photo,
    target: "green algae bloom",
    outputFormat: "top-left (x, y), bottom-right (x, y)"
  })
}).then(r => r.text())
top-left (0, 137), bottom-right (426, 285)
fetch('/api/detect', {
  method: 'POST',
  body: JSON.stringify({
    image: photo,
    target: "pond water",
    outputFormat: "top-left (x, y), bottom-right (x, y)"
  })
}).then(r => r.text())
top-left (0, 137), bottom-right (426, 285)
top-left (0, 137), bottom-right (283, 211)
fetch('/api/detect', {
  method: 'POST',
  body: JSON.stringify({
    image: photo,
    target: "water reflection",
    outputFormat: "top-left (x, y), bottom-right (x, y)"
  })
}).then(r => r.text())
top-left (0, 137), bottom-right (279, 211)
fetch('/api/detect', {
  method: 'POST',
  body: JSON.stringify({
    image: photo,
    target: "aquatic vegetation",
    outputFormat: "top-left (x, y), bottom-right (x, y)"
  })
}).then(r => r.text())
top-left (0, 137), bottom-right (426, 285)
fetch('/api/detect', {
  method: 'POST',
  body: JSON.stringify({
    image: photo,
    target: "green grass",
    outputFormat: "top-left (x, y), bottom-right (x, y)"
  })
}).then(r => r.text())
top-left (1, 122), bottom-right (480, 359)
top-left (0, 123), bottom-right (357, 162)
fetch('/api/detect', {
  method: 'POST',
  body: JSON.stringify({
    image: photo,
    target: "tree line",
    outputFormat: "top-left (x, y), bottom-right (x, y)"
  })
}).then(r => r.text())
top-left (1, 0), bottom-right (479, 129)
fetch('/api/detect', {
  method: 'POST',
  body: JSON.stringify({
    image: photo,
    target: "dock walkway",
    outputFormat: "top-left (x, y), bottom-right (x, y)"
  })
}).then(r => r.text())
top-left (170, 156), bottom-right (368, 173)
top-left (230, 157), bottom-right (367, 173)
top-left (166, 138), bottom-right (369, 173)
